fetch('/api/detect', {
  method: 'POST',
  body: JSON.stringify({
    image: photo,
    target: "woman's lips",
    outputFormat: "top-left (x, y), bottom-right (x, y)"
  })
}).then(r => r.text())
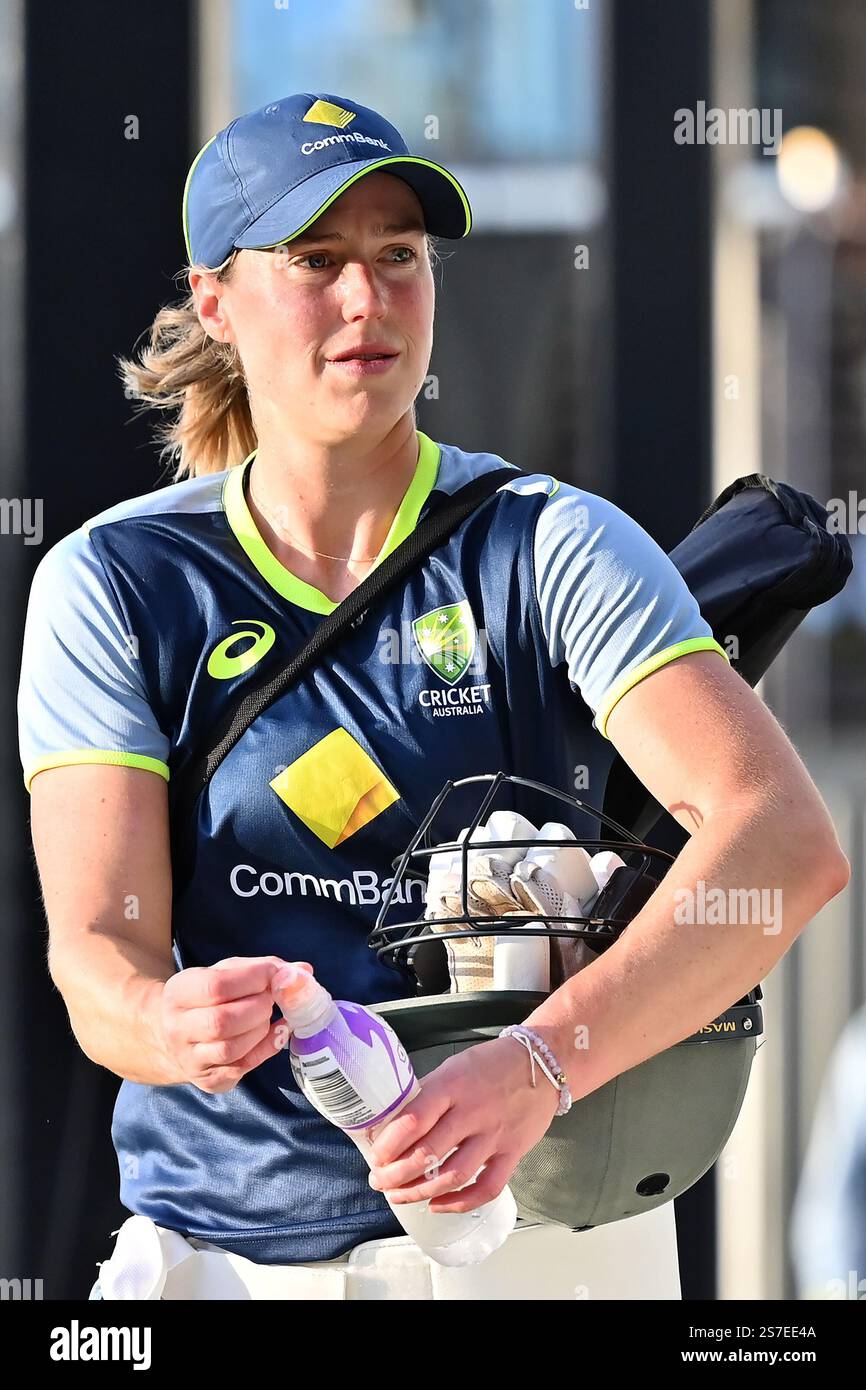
top-left (326, 354), bottom-right (399, 376)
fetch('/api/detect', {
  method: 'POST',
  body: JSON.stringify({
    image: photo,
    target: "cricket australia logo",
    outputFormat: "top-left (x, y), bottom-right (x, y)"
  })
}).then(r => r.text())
top-left (411, 599), bottom-right (492, 718)
top-left (412, 600), bottom-right (476, 684)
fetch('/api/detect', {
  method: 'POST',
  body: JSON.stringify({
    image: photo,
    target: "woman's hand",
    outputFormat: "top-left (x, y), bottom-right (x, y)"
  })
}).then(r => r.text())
top-left (366, 1036), bottom-right (560, 1213)
top-left (157, 955), bottom-right (311, 1094)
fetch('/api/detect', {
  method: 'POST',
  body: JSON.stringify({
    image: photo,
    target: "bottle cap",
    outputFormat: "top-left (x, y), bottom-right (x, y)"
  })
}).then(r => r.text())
top-left (272, 962), bottom-right (318, 1015)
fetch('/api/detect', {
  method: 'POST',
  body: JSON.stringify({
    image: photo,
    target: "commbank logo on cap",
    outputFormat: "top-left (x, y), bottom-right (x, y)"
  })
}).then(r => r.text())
top-left (303, 100), bottom-right (356, 129)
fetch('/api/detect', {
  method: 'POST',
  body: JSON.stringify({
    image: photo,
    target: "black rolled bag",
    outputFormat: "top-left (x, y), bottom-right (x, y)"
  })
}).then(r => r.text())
top-left (603, 473), bottom-right (853, 839)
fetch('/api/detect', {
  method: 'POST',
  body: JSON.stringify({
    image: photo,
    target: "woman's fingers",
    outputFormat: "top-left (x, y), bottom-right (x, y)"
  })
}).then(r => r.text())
top-left (192, 1020), bottom-right (290, 1092)
top-left (369, 1110), bottom-right (468, 1192)
top-left (172, 957), bottom-right (286, 1009)
top-left (378, 1135), bottom-right (495, 1205)
top-left (159, 956), bottom-right (316, 1092)
top-left (192, 991), bottom-right (275, 1041)
top-left (227, 1019), bottom-right (291, 1074)
top-left (369, 1083), bottom-right (453, 1169)
top-left (191, 1018), bottom-right (276, 1070)
top-left (427, 1153), bottom-right (514, 1214)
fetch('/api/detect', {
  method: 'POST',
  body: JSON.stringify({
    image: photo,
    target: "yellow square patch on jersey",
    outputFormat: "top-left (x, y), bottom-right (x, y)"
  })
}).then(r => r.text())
top-left (270, 727), bottom-right (399, 848)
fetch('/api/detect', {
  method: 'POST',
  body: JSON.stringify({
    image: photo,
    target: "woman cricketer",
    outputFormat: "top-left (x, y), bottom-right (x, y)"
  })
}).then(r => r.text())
top-left (17, 92), bottom-right (849, 1300)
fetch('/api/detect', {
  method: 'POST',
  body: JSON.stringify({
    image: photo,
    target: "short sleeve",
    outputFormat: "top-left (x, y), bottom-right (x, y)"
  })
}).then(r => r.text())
top-left (533, 482), bottom-right (729, 738)
top-left (17, 528), bottom-right (171, 792)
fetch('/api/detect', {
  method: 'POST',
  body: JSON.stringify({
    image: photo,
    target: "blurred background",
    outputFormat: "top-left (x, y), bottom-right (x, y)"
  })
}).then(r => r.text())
top-left (1, 0), bottom-right (863, 1299)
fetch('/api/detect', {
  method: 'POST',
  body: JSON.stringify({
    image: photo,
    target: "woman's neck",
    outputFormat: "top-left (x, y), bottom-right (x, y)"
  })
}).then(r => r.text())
top-left (244, 417), bottom-right (420, 600)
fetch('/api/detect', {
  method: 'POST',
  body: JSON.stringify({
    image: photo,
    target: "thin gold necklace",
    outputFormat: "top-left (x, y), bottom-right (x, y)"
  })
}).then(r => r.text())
top-left (246, 462), bottom-right (380, 564)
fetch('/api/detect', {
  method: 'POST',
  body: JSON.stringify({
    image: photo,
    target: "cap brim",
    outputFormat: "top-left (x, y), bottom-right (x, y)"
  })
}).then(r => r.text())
top-left (233, 155), bottom-right (472, 249)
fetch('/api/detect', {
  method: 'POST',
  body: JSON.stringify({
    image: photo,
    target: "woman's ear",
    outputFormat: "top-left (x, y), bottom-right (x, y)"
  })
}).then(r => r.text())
top-left (189, 269), bottom-right (236, 346)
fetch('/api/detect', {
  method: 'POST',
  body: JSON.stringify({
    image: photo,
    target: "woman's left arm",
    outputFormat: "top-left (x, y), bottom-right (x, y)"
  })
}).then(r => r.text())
top-left (367, 651), bottom-right (850, 1212)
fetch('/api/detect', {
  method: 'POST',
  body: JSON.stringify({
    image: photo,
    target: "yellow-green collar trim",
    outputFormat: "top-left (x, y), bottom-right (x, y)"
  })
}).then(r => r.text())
top-left (222, 430), bottom-right (442, 614)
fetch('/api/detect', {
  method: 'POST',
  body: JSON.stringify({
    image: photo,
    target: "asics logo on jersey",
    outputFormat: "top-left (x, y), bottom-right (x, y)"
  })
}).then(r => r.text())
top-left (207, 621), bottom-right (276, 680)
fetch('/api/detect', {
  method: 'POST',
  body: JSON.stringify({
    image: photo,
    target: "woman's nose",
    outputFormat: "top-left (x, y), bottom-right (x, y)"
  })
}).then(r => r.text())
top-left (338, 261), bottom-right (388, 319)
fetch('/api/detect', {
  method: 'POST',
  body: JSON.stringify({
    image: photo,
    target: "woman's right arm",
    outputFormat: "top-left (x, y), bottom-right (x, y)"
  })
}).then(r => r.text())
top-left (30, 764), bottom-right (293, 1091)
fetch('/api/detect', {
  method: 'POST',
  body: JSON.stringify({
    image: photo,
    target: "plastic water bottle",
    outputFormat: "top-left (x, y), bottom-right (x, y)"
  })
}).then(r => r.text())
top-left (272, 963), bottom-right (517, 1267)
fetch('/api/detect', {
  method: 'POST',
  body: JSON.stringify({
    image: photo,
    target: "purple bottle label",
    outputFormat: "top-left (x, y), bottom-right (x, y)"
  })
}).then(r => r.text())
top-left (290, 1002), bottom-right (416, 1131)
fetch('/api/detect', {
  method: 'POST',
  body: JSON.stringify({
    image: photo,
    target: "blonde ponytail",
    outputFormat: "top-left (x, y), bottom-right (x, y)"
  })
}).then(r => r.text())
top-left (117, 252), bottom-right (255, 481)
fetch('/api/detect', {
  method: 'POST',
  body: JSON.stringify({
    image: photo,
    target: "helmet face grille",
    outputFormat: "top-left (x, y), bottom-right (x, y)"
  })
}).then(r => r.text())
top-left (368, 772), bottom-right (675, 994)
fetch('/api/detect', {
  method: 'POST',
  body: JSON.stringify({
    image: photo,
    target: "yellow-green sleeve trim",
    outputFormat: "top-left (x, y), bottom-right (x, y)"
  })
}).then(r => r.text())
top-left (24, 751), bottom-right (171, 793)
top-left (223, 430), bottom-right (442, 615)
top-left (595, 637), bottom-right (731, 739)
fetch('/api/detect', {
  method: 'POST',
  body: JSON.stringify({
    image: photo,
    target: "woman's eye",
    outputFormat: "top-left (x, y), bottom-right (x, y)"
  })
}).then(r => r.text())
top-left (295, 246), bottom-right (417, 271)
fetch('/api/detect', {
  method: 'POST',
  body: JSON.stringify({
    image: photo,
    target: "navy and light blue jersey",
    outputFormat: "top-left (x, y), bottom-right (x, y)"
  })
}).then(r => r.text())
top-left (17, 430), bottom-right (727, 1262)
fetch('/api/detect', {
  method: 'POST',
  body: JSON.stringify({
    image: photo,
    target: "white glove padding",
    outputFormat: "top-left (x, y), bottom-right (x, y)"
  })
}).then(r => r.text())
top-left (424, 811), bottom-right (540, 919)
top-left (466, 810), bottom-right (540, 913)
top-left (510, 822), bottom-right (601, 918)
top-left (424, 811), bottom-right (540, 995)
top-left (424, 824), bottom-right (490, 920)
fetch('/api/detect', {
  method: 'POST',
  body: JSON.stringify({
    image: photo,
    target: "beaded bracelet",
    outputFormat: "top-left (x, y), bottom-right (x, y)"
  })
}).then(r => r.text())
top-left (499, 1024), bottom-right (573, 1117)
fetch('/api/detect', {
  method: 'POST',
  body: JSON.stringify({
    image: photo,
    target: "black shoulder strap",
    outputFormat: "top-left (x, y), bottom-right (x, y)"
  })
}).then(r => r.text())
top-left (169, 465), bottom-right (519, 875)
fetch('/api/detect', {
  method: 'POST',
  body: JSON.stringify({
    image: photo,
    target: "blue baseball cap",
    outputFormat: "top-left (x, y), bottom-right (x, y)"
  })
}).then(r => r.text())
top-left (183, 92), bottom-right (472, 269)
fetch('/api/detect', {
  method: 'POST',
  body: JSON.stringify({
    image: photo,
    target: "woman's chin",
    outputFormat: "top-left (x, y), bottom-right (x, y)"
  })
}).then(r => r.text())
top-left (330, 395), bottom-right (412, 434)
